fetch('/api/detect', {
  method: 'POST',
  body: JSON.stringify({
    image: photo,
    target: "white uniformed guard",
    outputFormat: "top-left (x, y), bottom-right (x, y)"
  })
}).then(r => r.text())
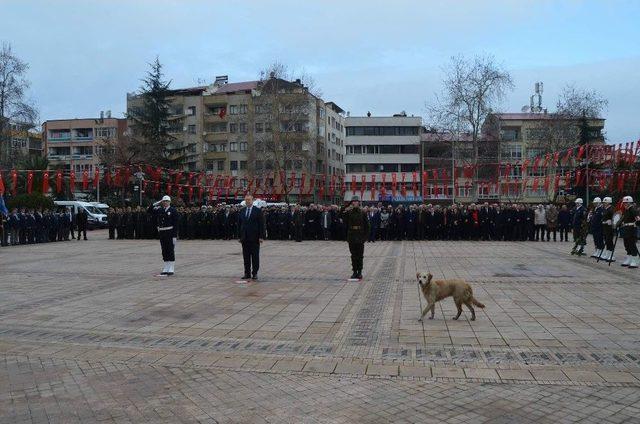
top-left (147, 195), bottom-right (178, 275)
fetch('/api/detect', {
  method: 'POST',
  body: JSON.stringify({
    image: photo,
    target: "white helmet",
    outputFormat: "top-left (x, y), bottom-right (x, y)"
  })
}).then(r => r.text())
top-left (603, 197), bottom-right (612, 204)
top-left (575, 198), bottom-right (583, 204)
top-left (622, 195), bottom-right (634, 203)
top-left (593, 197), bottom-right (601, 203)
top-left (161, 195), bottom-right (171, 202)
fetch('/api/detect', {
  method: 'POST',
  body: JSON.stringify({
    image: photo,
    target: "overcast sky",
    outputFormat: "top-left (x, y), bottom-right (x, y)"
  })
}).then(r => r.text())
top-left (2, 0), bottom-right (639, 142)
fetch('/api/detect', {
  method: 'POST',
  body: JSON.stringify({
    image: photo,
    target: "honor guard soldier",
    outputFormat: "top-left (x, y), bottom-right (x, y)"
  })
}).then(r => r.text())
top-left (590, 197), bottom-right (604, 258)
top-left (618, 196), bottom-right (640, 268)
top-left (600, 197), bottom-right (616, 262)
top-left (571, 198), bottom-right (588, 256)
top-left (148, 195), bottom-right (178, 276)
top-left (342, 196), bottom-right (370, 280)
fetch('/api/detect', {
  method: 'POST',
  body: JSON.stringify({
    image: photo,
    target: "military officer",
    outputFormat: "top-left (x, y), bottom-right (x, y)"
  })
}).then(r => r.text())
top-left (147, 195), bottom-right (179, 275)
top-left (342, 196), bottom-right (370, 280)
top-left (600, 197), bottom-right (615, 262)
top-left (618, 196), bottom-right (639, 268)
top-left (590, 197), bottom-right (604, 258)
top-left (571, 198), bottom-right (588, 256)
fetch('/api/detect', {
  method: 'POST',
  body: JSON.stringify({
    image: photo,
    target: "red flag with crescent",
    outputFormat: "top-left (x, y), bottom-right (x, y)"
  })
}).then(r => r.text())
top-left (82, 170), bottom-right (89, 190)
top-left (56, 170), bottom-right (63, 193)
top-left (42, 171), bottom-right (50, 193)
top-left (27, 171), bottom-right (34, 194)
top-left (10, 169), bottom-right (18, 195)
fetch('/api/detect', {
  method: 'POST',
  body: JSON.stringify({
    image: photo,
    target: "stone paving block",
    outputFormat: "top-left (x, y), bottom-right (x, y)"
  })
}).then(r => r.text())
top-left (213, 357), bottom-right (248, 369)
top-left (302, 360), bottom-right (338, 374)
top-left (530, 369), bottom-right (569, 382)
top-left (333, 362), bottom-right (367, 375)
top-left (563, 370), bottom-right (605, 383)
top-left (398, 365), bottom-right (432, 378)
top-left (464, 368), bottom-right (500, 380)
top-left (272, 359), bottom-right (307, 372)
top-left (432, 367), bottom-right (465, 379)
top-left (596, 371), bottom-right (639, 383)
top-left (497, 369), bottom-right (535, 381)
top-left (366, 364), bottom-right (399, 377)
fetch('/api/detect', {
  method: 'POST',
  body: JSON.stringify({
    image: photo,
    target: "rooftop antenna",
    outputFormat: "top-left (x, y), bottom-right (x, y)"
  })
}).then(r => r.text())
top-left (530, 82), bottom-right (544, 113)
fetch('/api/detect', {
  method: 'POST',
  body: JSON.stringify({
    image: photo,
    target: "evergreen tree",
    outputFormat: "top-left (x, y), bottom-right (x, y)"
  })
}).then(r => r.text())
top-left (126, 57), bottom-right (174, 166)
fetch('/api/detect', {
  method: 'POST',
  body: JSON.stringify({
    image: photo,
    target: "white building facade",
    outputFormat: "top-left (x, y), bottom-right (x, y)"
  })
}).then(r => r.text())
top-left (344, 115), bottom-right (422, 203)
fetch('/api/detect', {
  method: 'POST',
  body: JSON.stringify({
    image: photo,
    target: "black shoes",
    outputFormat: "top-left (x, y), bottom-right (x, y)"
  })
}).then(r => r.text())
top-left (356, 272), bottom-right (363, 280)
top-left (350, 272), bottom-right (357, 279)
top-left (251, 274), bottom-right (258, 280)
top-left (242, 275), bottom-right (251, 280)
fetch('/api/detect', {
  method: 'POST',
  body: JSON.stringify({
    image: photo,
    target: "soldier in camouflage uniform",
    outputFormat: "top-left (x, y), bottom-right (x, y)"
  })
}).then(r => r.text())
top-left (571, 198), bottom-right (588, 256)
top-left (342, 196), bottom-right (370, 280)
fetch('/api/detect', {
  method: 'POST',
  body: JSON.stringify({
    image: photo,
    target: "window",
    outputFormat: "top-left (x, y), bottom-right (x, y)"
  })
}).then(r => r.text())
top-left (230, 160), bottom-right (238, 171)
top-left (95, 127), bottom-right (116, 138)
top-left (239, 123), bottom-right (247, 133)
top-left (187, 106), bottom-right (196, 116)
top-left (229, 123), bottom-right (238, 133)
top-left (205, 123), bottom-right (227, 133)
top-left (240, 142), bottom-right (248, 151)
top-left (240, 161), bottom-right (247, 170)
top-left (400, 164), bottom-right (420, 172)
top-left (229, 142), bottom-right (237, 151)
top-left (501, 128), bottom-right (520, 141)
top-left (229, 105), bottom-right (238, 115)
top-left (217, 160), bottom-right (225, 171)
top-left (255, 123), bottom-right (263, 133)
top-left (187, 125), bottom-right (196, 134)
top-left (502, 143), bottom-right (522, 160)
top-left (255, 160), bottom-right (263, 170)
top-left (207, 105), bottom-right (226, 116)
top-left (346, 126), bottom-right (419, 136)
top-left (238, 104), bottom-right (248, 114)
top-left (265, 122), bottom-right (272, 132)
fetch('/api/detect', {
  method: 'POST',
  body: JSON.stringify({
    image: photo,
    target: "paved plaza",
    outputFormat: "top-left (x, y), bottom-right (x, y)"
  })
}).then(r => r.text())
top-left (1, 231), bottom-right (640, 423)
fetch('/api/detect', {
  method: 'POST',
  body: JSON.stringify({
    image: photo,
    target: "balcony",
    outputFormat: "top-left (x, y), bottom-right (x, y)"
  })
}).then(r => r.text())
top-left (48, 136), bottom-right (71, 142)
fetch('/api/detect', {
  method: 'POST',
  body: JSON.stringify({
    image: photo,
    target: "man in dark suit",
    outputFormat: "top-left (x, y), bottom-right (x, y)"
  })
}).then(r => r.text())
top-left (238, 194), bottom-right (265, 280)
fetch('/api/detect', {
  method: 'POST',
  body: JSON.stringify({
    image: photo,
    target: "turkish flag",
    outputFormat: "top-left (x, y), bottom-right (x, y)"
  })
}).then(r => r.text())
top-left (533, 156), bottom-right (541, 172)
top-left (564, 172), bottom-right (571, 189)
top-left (93, 169), bottom-right (100, 188)
top-left (69, 170), bottom-right (76, 193)
top-left (308, 174), bottom-right (315, 196)
top-left (42, 171), bottom-right (50, 193)
top-left (360, 175), bottom-right (366, 199)
top-left (10, 169), bottom-right (18, 195)
top-left (577, 145), bottom-right (586, 160)
top-left (422, 171), bottom-right (428, 197)
top-left (290, 171), bottom-right (296, 189)
top-left (329, 174), bottom-right (336, 197)
top-left (56, 170), bottom-right (63, 193)
top-left (300, 173), bottom-right (306, 191)
top-left (532, 177), bottom-right (539, 191)
top-left (553, 151), bottom-right (560, 164)
top-left (175, 171), bottom-right (182, 185)
top-left (371, 174), bottom-right (376, 200)
top-left (351, 175), bottom-right (356, 194)
top-left (412, 171), bottom-right (417, 196)
top-left (319, 174), bottom-right (326, 198)
top-left (218, 107), bottom-right (226, 119)
top-left (177, 185), bottom-right (184, 199)
top-left (0, 171), bottom-right (5, 195)
top-left (82, 170), bottom-right (89, 190)
top-left (27, 171), bottom-right (34, 194)
top-left (340, 176), bottom-right (346, 195)
top-left (166, 183), bottom-right (172, 195)
top-left (391, 173), bottom-right (397, 197)
top-left (188, 186), bottom-right (193, 203)
top-left (543, 175), bottom-right (550, 191)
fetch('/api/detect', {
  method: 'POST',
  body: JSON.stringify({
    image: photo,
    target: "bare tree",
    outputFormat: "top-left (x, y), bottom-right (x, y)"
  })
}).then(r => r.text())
top-left (250, 63), bottom-right (320, 203)
top-left (528, 84), bottom-right (608, 153)
top-left (427, 55), bottom-right (513, 159)
top-left (0, 42), bottom-right (38, 167)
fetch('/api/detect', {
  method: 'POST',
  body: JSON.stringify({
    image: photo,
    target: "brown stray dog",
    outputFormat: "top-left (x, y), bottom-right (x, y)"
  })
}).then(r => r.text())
top-left (417, 272), bottom-right (485, 321)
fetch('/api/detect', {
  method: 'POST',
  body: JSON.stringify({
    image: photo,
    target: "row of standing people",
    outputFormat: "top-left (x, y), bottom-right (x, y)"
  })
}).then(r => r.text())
top-left (0, 207), bottom-right (88, 246)
top-left (107, 202), bottom-right (582, 243)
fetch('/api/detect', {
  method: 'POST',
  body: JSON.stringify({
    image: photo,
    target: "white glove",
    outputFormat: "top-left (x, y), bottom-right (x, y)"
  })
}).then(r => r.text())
top-left (172, 237), bottom-right (177, 246)
top-left (153, 200), bottom-right (161, 206)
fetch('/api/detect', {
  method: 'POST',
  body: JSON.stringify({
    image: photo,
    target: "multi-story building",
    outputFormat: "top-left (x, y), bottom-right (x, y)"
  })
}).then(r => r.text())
top-left (345, 113), bottom-right (422, 203)
top-left (421, 111), bottom-right (606, 203)
top-left (127, 75), bottom-right (346, 202)
top-left (5, 121), bottom-right (43, 159)
top-left (43, 113), bottom-right (128, 178)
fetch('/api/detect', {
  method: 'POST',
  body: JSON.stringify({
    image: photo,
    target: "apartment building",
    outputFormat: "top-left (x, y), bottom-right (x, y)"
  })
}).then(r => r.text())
top-left (43, 114), bottom-right (128, 179)
top-left (4, 121), bottom-right (43, 159)
top-left (421, 112), bottom-right (606, 203)
top-left (127, 75), bottom-right (346, 202)
top-left (345, 113), bottom-right (422, 203)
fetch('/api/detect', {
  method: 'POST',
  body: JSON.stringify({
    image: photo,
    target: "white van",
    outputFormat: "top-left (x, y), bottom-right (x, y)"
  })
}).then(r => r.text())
top-left (54, 201), bottom-right (108, 229)
top-left (90, 202), bottom-right (110, 216)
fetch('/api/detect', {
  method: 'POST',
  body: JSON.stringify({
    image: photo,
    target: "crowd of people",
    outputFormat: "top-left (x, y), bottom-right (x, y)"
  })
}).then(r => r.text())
top-left (0, 207), bottom-right (89, 246)
top-left (106, 202), bottom-right (579, 243)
